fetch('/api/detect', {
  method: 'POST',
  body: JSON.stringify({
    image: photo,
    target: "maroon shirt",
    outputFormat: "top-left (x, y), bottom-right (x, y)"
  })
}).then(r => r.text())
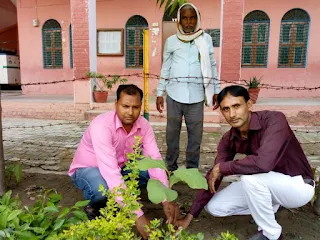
top-left (190, 111), bottom-right (314, 217)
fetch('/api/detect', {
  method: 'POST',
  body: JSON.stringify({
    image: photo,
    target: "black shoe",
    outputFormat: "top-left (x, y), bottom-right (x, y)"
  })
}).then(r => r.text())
top-left (83, 205), bottom-right (99, 220)
top-left (247, 231), bottom-right (283, 240)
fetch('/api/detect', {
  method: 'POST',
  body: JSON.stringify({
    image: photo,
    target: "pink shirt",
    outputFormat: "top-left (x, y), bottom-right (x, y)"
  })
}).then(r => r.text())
top-left (69, 111), bottom-right (169, 217)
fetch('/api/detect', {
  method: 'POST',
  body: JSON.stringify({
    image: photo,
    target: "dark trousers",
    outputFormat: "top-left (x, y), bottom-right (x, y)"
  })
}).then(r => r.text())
top-left (165, 96), bottom-right (204, 171)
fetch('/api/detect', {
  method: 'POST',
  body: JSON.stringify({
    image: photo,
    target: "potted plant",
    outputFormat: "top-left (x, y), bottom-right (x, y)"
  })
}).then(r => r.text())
top-left (87, 72), bottom-right (128, 103)
top-left (245, 76), bottom-right (262, 104)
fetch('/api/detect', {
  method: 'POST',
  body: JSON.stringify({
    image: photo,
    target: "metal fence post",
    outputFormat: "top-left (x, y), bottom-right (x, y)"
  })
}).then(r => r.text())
top-left (143, 29), bottom-right (149, 121)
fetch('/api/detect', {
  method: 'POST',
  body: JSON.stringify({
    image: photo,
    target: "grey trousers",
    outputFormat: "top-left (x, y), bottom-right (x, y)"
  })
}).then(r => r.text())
top-left (165, 96), bottom-right (204, 171)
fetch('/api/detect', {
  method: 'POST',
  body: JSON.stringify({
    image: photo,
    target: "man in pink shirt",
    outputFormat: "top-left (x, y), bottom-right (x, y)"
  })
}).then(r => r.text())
top-left (69, 84), bottom-right (179, 239)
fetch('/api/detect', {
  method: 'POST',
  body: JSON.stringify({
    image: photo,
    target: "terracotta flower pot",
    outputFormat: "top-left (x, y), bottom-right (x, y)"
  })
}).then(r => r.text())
top-left (248, 88), bottom-right (260, 104)
top-left (93, 91), bottom-right (108, 103)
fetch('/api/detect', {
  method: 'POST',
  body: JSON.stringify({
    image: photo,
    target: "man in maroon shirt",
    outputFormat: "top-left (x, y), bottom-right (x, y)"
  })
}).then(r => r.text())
top-left (176, 85), bottom-right (315, 240)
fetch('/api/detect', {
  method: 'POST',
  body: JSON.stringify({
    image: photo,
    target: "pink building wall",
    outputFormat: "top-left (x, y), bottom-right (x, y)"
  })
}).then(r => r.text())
top-left (17, 0), bottom-right (73, 95)
top-left (0, 0), bottom-right (17, 30)
top-left (242, 0), bottom-right (320, 97)
top-left (16, 0), bottom-right (320, 98)
top-left (96, 0), bottom-right (221, 95)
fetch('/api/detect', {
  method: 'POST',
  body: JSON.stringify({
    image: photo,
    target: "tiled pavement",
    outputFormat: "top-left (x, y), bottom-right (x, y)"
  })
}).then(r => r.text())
top-left (2, 118), bottom-right (320, 178)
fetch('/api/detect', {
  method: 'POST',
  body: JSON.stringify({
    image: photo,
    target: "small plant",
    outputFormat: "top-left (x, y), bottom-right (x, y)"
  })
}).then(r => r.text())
top-left (215, 231), bottom-right (239, 240)
top-left (0, 189), bottom-right (89, 239)
top-left (137, 158), bottom-right (208, 204)
top-left (59, 136), bottom-right (207, 240)
top-left (87, 71), bottom-right (127, 92)
top-left (5, 162), bottom-right (22, 185)
top-left (244, 76), bottom-right (262, 89)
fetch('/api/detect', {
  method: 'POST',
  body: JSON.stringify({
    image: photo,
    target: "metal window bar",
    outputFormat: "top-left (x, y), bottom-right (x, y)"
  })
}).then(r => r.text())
top-left (42, 20), bottom-right (63, 69)
top-left (278, 21), bottom-right (309, 68)
top-left (241, 21), bottom-right (269, 68)
top-left (70, 25), bottom-right (73, 69)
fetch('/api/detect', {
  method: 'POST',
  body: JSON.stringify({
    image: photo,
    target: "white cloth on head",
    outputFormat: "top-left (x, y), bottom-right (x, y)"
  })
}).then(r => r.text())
top-left (176, 3), bottom-right (216, 106)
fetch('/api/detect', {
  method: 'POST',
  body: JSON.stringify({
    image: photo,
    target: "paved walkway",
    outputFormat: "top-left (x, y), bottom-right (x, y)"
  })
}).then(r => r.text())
top-left (2, 118), bottom-right (320, 177)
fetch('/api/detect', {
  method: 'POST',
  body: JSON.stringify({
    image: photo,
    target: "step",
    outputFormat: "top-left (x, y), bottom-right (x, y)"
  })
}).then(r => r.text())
top-left (151, 122), bottom-right (221, 133)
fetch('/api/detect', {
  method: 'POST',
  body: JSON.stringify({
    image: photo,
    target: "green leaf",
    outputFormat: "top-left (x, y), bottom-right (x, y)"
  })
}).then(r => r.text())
top-left (46, 232), bottom-right (57, 240)
top-left (40, 218), bottom-right (51, 231)
top-left (74, 200), bottom-right (90, 208)
top-left (72, 210), bottom-right (88, 221)
top-left (14, 231), bottom-right (38, 240)
top-left (65, 217), bottom-right (81, 225)
top-left (48, 194), bottom-right (63, 202)
top-left (58, 207), bottom-right (70, 218)
top-left (173, 168), bottom-right (208, 190)
top-left (43, 206), bottom-right (59, 213)
top-left (0, 209), bottom-right (9, 229)
top-left (0, 205), bottom-right (7, 212)
top-left (164, 0), bottom-right (173, 11)
top-left (14, 163), bottom-right (22, 183)
top-left (53, 218), bottom-right (65, 231)
top-left (137, 157), bottom-right (167, 171)
top-left (169, 174), bottom-right (180, 188)
top-left (160, 0), bottom-right (166, 7)
top-left (0, 230), bottom-right (5, 237)
top-left (29, 227), bottom-right (45, 234)
top-left (7, 210), bottom-right (23, 222)
top-left (169, 0), bottom-right (179, 16)
top-left (147, 179), bottom-right (178, 204)
top-left (1, 190), bottom-right (12, 205)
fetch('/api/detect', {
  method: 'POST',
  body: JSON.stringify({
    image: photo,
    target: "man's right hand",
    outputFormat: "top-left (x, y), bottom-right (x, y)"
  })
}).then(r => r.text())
top-left (175, 213), bottom-right (193, 230)
top-left (156, 96), bottom-right (164, 113)
top-left (136, 215), bottom-right (150, 239)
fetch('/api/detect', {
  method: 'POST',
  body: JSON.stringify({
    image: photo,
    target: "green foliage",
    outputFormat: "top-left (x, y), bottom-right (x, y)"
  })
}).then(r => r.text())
top-left (244, 76), bottom-right (262, 88)
top-left (5, 162), bottom-right (22, 184)
top-left (146, 219), bottom-right (204, 240)
top-left (215, 231), bottom-right (239, 240)
top-left (87, 71), bottom-right (127, 92)
top-left (137, 157), bottom-right (208, 204)
top-left (58, 136), bottom-right (143, 240)
top-left (0, 189), bottom-right (89, 239)
top-left (156, 0), bottom-right (189, 16)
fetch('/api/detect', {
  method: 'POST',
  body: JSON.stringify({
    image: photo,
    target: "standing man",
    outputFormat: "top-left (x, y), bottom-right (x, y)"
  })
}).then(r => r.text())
top-left (176, 86), bottom-right (315, 240)
top-left (69, 84), bottom-right (179, 239)
top-left (156, 3), bottom-right (220, 171)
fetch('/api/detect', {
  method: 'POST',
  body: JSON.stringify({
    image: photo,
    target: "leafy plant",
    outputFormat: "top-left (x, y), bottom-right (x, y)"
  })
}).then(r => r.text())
top-left (156, 0), bottom-right (189, 15)
top-left (5, 162), bottom-right (22, 184)
top-left (215, 231), bottom-right (239, 240)
top-left (87, 71), bottom-right (127, 92)
top-left (137, 158), bottom-right (208, 204)
top-left (58, 136), bottom-right (206, 240)
top-left (0, 189), bottom-right (89, 239)
top-left (244, 76), bottom-right (262, 88)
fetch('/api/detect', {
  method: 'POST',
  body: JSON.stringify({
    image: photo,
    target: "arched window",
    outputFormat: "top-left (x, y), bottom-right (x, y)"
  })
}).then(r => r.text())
top-left (278, 8), bottom-right (310, 68)
top-left (42, 19), bottom-right (63, 68)
top-left (125, 15), bottom-right (148, 68)
top-left (242, 10), bottom-right (270, 67)
top-left (70, 25), bottom-right (73, 68)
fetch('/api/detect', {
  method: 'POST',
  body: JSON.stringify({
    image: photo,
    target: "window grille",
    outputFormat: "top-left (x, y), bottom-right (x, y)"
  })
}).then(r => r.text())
top-left (278, 9), bottom-right (309, 68)
top-left (125, 15), bottom-right (148, 68)
top-left (42, 19), bottom-right (63, 69)
top-left (242, 10), bottom-right (270, 68)
top-left (205, 29), bottom-right (220, 47)
top-left (70, 25), bottom-right (73, 68)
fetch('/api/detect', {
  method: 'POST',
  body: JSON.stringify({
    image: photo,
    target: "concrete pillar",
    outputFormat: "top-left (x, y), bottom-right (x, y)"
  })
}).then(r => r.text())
top-left (219, 0), bottom-right (244, 83)
top-left (71, 0), bottom-right (96, 104)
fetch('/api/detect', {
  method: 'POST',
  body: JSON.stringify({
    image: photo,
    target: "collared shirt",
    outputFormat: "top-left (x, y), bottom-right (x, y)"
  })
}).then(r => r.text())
top-left (69, 111), bottom-right (169, 217)
top-left (189, 110), bottom-right (314, 217)
top-left (157, 33), bottom-right (220, 104)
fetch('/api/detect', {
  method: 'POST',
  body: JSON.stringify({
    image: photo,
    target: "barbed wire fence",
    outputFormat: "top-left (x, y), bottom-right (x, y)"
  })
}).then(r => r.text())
top-left (1, 73), bottom-right (320, 193)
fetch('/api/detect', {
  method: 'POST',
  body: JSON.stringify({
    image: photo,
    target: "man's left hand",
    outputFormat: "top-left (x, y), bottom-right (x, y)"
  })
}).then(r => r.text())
top-left (212, 94), bottom-right (219, 110)
top-left (162, 201), bottom-right (179, 224)
top-left (208, 163), bottom-right (221, 193)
